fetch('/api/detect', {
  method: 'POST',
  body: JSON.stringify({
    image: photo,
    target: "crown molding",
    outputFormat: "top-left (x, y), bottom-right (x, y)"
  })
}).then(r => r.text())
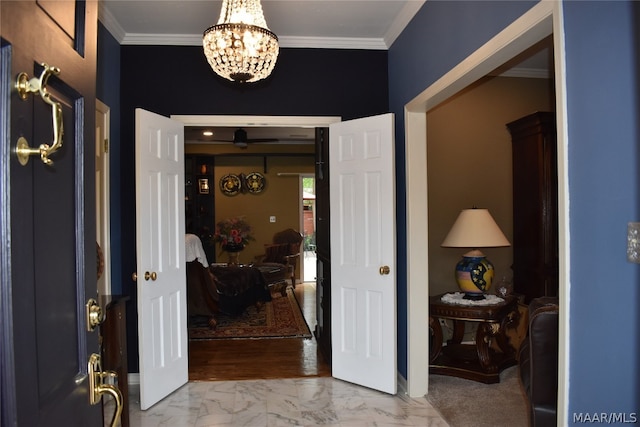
top-left (99, 4), bottom-right (391, 50)
top-left (279, 36), bottom-right (387, 50)
top-left (113, 32), bottom-right (388, 50)
top-left (384, 0), bottom-right (426, 48)
top-left (98, 2), bottom-right (126, 42)
top-left (120, 33), bottom-right (203, 46)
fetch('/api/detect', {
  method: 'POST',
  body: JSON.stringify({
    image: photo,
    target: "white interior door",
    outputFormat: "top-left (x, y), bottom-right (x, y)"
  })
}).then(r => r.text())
top-left (135, 108), bottom-right (188, 410)
top-left (330, 113), bottom-right (397, 394)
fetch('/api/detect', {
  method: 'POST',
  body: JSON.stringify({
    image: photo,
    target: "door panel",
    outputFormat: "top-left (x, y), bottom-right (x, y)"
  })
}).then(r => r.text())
top-left (1, 1), bottom-right (102, 425)
top-left (330, 114), bottom-right (397, 394)
top-left (135, 109), bottom-right (188, 410)
top-left (37, 0), bottom-right (77, 39)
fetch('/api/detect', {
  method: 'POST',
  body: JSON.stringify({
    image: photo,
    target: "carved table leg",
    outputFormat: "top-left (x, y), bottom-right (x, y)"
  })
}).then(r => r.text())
top-left (476, 322), bottom-right (500, 373)
top-left (494, 306), bottom-right (519, 357)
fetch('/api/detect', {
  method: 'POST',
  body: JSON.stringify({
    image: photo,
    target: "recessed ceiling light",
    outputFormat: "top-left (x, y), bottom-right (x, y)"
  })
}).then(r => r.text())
top-left (202, 130), bottom-right (213, 136)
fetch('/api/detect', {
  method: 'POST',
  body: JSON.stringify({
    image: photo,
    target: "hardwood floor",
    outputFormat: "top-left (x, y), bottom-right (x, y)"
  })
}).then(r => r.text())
top-left (188, 282), bottom-right (331, 381)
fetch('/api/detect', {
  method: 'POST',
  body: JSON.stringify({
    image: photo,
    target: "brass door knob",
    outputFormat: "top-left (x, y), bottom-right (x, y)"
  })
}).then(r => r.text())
top-left (379, 265), bottom-right (390, 275)
top-left (133, 271), bottom-right (158, 281)
top-left (85, 298), bottom-right (104, 332)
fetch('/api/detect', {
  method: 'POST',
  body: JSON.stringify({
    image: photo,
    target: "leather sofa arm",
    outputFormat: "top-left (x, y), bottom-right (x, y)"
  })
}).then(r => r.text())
top-left (519, 296), bottom-right (559, 427)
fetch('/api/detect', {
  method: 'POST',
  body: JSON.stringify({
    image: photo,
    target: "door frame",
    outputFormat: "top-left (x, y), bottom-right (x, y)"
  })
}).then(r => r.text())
top-left (404, 0), bottom-right (569, 419)
top-left (0, 36), bottom-right (17, 424)
top-left (172, 116), bottom-right (341, 129)
top-left (96, 99), bottom-right (112, 296)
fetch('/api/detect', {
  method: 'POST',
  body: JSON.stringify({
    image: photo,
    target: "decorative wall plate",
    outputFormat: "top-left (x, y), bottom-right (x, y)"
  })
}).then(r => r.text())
top-left (244, 172), bottom-right (266, 194)
top-left (219, 174), bottom-right (241, 196)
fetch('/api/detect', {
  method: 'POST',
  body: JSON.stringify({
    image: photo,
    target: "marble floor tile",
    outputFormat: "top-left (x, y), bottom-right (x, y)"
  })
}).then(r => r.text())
top-left (104, 378), bottom-right (449, 427)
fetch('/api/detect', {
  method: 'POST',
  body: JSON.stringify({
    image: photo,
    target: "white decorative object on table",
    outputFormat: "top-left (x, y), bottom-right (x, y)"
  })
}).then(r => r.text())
top-left (185, 234), bottom-right (209, 267)
top-left (441, 292), bottom-right (504, 306)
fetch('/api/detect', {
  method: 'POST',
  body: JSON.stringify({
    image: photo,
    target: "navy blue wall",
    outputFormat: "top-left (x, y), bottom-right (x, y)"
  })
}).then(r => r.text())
top-left (563, 1), bottom-right (640, 420)
top-left (389, 0), bottom-right (640, 422)
top-left (117, 45), bottom-right (389, 371)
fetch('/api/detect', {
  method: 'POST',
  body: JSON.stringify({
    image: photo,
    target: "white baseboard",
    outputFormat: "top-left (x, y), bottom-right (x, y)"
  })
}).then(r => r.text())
top-left (128, 373), bottom-right (140, 385)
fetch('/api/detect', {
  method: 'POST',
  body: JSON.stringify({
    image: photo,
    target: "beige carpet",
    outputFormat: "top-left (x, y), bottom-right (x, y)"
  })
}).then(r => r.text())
top-left (427, 366), bottom-right (529, 427)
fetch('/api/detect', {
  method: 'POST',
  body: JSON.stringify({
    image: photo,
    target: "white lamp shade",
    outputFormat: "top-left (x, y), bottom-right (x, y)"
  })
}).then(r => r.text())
top-left (441, 208), bottom-right (510, 248)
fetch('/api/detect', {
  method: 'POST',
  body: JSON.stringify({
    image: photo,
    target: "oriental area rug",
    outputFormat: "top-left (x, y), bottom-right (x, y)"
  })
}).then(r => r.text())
top-left (188, 287), bottom-right (312, 340)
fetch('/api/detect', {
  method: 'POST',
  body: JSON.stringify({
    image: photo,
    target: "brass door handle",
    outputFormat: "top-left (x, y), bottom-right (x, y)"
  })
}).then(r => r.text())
top-left (88, 353), bottom-right (123, 427)
top-left (379, 265), bottom-right (390, 275)
top-left (15, 63), bottom-right (64, 166)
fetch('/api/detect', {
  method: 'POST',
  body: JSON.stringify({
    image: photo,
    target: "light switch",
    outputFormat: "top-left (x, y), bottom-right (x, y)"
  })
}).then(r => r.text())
top-left (270, 216), bottom-right (276, 223)
top-left (627, 222), bottom-right (640, 263)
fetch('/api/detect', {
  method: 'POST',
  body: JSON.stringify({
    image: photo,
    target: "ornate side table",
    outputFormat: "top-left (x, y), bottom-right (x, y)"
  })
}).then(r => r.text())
top-left (429, 292), bottom-right (519, 384)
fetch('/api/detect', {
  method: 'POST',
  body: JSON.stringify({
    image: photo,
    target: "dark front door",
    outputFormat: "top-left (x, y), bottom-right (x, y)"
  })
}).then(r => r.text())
top-left (1, 1), bottom-right (101, 425)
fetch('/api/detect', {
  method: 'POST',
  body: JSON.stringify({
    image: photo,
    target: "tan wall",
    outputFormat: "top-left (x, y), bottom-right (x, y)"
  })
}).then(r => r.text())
top-left (185, 143), bottom-right (314, 265)
top-left (427, 76), bottom-right (554, 296)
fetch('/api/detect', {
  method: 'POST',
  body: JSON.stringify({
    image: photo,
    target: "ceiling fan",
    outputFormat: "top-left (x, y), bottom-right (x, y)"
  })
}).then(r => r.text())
top-left (220, 128), bottom-right (279, 148)
top-left (185, 126), bottom-right (315, 147)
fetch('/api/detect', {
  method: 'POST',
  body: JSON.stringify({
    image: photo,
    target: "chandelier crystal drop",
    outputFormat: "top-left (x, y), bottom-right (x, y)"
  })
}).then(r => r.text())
top-left (203, 0), bottom-right (279, 83)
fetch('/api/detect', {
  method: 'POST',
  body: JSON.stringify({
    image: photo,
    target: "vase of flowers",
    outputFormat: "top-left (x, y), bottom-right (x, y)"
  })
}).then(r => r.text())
top-left (212, 217), bottom-right (254, 264)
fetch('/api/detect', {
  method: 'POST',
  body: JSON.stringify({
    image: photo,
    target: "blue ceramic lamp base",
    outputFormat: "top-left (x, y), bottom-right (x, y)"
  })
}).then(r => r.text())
top-left (454, 250), bottom-right (495, 300)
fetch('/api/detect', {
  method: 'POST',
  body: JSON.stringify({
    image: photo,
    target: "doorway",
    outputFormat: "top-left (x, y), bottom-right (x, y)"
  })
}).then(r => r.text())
top-left (176, 115), bottom-right (340, 292)
top-left (176, 116), bottom-right (340, 381)
top-left (403, 1), bottom-right (568, 417)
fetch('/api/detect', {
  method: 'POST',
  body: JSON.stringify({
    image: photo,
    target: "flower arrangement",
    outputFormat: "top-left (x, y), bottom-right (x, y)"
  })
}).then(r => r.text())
top-left (212, 217), bottom-right (254, 250)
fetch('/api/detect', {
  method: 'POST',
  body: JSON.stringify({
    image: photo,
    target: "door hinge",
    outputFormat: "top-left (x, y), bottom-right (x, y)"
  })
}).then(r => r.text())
top-left (104, 138), bottom-right (109, 154)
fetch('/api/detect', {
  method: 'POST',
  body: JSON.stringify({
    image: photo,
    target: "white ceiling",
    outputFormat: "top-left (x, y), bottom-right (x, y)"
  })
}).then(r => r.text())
top-left (100, 0), bottom-right (551, 145)
top-left (99, 0), bottom-right (426, 49)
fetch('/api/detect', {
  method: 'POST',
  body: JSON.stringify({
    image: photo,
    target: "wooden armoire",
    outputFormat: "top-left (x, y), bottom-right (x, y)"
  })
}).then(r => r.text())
top-left (507, 112), bottom-right (558, 303)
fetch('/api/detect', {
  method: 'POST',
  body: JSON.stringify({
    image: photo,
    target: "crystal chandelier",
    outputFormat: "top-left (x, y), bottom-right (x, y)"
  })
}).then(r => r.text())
top-left (203, 0), bottom-right (279, 83)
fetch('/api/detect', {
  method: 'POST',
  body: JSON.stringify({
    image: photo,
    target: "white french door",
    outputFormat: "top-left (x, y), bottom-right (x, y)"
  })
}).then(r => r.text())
top-left (135, 108), bottom-right (188, 409)
top-left (330, 113), bottom-right (397, 394)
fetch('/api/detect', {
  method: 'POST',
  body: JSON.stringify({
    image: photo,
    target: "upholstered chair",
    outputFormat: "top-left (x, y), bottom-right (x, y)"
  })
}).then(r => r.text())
top-left (254, 228), bottom-right (303, 294)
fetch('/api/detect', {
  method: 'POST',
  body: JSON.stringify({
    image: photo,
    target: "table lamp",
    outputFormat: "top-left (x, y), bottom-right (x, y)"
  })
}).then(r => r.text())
top-left (441, 208), bottom-right (510, 300)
